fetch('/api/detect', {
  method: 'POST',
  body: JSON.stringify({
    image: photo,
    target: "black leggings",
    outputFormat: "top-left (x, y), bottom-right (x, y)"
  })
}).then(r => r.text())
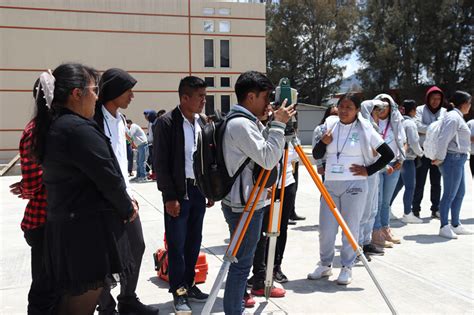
top-left (470, 155), bottom-right (474, 177)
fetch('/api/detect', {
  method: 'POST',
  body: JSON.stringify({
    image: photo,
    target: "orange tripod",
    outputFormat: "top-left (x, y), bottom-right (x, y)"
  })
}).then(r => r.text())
top-left (202, 137), bottom-right (397, 315)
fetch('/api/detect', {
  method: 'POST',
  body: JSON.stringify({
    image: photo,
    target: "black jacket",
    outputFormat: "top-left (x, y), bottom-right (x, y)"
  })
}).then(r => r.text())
top-left (153, 106), bottom-right (187, 202)
top-left (42, 108), bottom-right (133, 221)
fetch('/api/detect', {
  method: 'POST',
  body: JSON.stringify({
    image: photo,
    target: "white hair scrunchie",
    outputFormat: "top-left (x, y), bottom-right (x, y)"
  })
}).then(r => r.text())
top-left (35, 69), bottom-right (55, 108)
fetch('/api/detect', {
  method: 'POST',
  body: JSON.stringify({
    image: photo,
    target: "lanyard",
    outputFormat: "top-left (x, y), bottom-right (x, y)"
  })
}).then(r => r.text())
top-left (336, 121), bottom-right (354, 162)
top-left (381, 121), bottom-right (391, 139)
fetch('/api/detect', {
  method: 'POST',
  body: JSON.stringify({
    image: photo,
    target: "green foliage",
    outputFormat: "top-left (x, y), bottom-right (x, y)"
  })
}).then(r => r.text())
top-left (266, 0), bottom-right (359, 105)
top-left (356, 0), bottom-right (473, 97)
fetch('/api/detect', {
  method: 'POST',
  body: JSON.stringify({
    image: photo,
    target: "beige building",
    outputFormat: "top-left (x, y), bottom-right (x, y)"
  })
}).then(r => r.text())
top-left (0, 0), bottom-right (266, 162)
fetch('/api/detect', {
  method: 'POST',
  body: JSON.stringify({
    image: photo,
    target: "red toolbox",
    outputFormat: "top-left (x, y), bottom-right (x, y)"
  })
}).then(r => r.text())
top-left (153, 236), bottom-right (208, 284)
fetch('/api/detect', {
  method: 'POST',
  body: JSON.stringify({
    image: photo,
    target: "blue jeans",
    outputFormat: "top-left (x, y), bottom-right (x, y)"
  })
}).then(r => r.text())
top-left (374, 166), bottom-right (400, 229)
top-left (165, 184), bottom-right (206, 292)
top-left (222, 205), bottom-right (265, 315)
top-left (438, 153), bottom-right (467, 228)
top-left (136, 143), bottom-right (148, 178)
top-left (391, 160), bottom-right (416, 215)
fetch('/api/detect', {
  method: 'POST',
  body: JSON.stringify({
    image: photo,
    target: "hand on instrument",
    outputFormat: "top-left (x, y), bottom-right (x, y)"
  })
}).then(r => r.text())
top-left (321, 131), bottom-right (333, 145)
top-left (273, 99), bottom-right (296, 124)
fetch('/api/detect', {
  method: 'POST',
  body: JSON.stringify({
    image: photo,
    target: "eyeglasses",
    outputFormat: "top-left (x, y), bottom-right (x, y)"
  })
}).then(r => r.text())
top-left (84, 85), bottom-right (99, 96)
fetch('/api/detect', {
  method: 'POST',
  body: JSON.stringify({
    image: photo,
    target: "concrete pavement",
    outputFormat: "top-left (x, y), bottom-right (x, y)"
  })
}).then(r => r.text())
top-left (1, 163), bottom-right (473, 314)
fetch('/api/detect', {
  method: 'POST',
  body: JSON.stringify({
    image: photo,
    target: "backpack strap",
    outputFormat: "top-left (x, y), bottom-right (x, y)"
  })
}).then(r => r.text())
top-left (225, 111), bottom-right (255, 205)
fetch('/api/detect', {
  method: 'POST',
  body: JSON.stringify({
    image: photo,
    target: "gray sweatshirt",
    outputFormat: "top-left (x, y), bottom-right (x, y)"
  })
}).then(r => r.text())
top-left (436, 108), bottom-right (471, 161)
top-left (222, 105), bottom-right (286, 212)
top-left (415, 105), bottom-right (446, 147)
top-left (402, 115), bottom-right (423, 160)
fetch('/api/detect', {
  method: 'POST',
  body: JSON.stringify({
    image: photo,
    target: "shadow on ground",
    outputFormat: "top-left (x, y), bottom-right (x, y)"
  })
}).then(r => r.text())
top-left (282, 277), bottom-right (364, 294)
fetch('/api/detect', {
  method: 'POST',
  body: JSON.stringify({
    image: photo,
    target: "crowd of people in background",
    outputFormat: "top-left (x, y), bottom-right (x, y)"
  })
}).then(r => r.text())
top-left (9, 62), bottom-right (473, 315)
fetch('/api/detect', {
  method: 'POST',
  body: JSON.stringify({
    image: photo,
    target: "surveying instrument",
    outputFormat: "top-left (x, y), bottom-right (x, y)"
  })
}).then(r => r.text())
top-left (202, 78), bottom-right (397, 315)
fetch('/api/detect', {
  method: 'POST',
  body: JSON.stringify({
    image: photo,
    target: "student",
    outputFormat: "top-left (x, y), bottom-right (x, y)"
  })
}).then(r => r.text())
top-left (154, 76), bottom-right (214, 313)
top-left (94, 68), bottom-right (158, 315)
top-left (221, 71), bottom-right (295, 314)
top-left (9, 78), bottom-right (57, 314)
top-left (433, 91), bottom-right (473, 238)
top-left (390, 100), bottom-right (424, 224)
top-left (127, 119), bottom-right (148, 182)
top-left (144, 110), bottom-right (157, 180)
top-left (310, 94), bottom-right (393, 285)
top-left (414, 86), bottom-right (447, 218)
top-left (30, 63), bottom-right (137, 315)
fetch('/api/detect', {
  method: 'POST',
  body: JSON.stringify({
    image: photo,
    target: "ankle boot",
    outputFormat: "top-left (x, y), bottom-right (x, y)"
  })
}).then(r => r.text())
top-left (371, 229), bottom-right (394, 248)
top-left (382, 227), bottom-right (401, 244)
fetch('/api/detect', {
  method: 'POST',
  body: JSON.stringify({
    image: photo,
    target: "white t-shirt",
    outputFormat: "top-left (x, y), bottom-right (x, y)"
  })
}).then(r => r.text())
top-left (378, 118), bottom-right (398, 162)
top-left (325, 121), bottom-right (382, 181)
top-left (129, 123), bottom-right (147, 146)
top-left (102, 106), bottom-right (132, 198)
top-left (180, 108), bottom-right (201, 179)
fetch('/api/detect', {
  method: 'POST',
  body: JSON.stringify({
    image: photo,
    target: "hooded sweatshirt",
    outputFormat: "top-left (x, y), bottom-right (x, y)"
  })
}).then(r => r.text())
top-left (144, 110), bottom-right (157, 143)
top-left (415, 86), bottom-right (447, 147)
top-left (361, 94), bottom-right (406, 162)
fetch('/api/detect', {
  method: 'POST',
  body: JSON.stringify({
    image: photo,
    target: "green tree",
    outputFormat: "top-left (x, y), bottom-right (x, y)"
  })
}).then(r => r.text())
top-left (266, 0), bottom-right (359, 105)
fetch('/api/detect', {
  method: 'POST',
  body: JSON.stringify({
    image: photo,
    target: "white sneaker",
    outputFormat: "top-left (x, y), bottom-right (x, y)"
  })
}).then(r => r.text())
top-left (402, 212), bottom-right (423, 224)
top-left (451, 224), bottom-right (474, 235)
top-left (307, 264), bottom-right (332, 280)
top-left (439, 225), bottom-right (458, 239)
top-left (337, 267), bottom-right (352, 285)
top-left (390, 211), bottom-right (399, 221)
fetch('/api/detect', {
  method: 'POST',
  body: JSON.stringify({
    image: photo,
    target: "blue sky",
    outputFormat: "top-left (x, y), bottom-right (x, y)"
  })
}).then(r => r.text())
top-left (341, 52), bottom-right (361, 78)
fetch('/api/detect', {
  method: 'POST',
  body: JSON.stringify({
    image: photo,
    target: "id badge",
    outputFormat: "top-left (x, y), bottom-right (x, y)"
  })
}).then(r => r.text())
top-left (331, 164), bottom-right (344, 174)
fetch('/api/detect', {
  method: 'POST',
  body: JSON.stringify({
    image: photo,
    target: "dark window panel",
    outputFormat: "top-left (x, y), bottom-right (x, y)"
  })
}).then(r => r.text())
top-left (204, 39), bottom-right (214, 67)
top-left (220, 40), bottom-right (230, 68)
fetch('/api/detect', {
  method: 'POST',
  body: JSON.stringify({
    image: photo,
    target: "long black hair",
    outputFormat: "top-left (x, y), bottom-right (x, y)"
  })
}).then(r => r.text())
top-left (31, 63), bottom-right (99, 162)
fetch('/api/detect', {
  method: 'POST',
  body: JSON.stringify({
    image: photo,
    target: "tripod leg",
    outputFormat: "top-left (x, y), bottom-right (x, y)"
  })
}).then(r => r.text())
top-left (292, 143), bottom-right (398, 315)
top-left (202, 168), bottom-right (272, 315)
top-left (264, 144), bottom-right (289, 299)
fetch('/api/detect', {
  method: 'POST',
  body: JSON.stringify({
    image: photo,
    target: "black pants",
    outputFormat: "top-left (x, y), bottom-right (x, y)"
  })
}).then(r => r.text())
top-left (470, 155), bottom-right (474, 177)
top-left (251, 183), bottom-right (296, 289)
top-left (413, 156), bottom-right (441, 214)
top-left (24, 227), bottom-right (57, 315)
top-left (97, 216), bottom-right (145, 311)
top-left (146, 145), bottom-right (154, 173)
top-left (164, 184), bottom-right (206, 293)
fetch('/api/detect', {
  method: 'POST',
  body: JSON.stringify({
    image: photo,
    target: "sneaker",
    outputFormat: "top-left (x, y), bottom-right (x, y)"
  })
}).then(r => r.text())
top-left (439, 225), bottom-right (457, 239)
top-left (356, 253), bottom-right (371, 262)
top-left (273, 266), bottom-right (288, 283)
top-left (451, 224), bottom-right (474, 235)
top-left (243, 292), bottom-right (255, 308)
top-left (98, 311), bottom-right (118, 315)
top-left (251, 286), bottom-right (286, 298)
top-left (288, 220), bottom-right (297, 225)
top-left (363, 244), bottom-right (385, 256)
top-left (307, 264), bottom-right (332, 280)
top-left (118, 298), bottom-right (159, 315)
top-left (402, 212), bottom-right (423, 224)
top-left (390, 211), bottom-right (399, 221)
top-left (371, 230), bottom-right (394, 248)
top-left (431, 211), bottom-right (440, 219)
top-left (246, 276), bottom-right (254, 288)
top-left (187, 285), bottom-right (208, 303)
top-left (382, 227), bottom-right (401, 244)
top-left (337, 267), bottom-right (352, 285)
top-left (173, 289), bottom-right (191, 313)
top-left (289, 214), bottom-right (306, 221)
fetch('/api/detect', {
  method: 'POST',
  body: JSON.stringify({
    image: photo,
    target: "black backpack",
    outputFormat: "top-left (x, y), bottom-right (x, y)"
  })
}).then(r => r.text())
top-left (193, 112), bottom-right (252, 201)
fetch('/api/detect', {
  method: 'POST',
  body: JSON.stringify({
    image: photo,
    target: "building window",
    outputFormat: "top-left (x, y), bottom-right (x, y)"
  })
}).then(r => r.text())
top-left (221, 95), bottom-right (231, 114)
top-left (220, 77), bottom-right (230, 87)
top-left (219, 21), bottom-right (231, 33)
top-left (218, 8), bottom-right (230, 15)
top-left (204, 77), bottom-right (215, 87)
top-left (220, 40), bottom-right (230, 68)
top-left (203, 7), bottom-right (214, 15)
top-left (204, 39), bottom-right (214, 67)
top-left (205, 95), bottom-right (215, 115)
top-left (204, 21), bottom-right (214, 32)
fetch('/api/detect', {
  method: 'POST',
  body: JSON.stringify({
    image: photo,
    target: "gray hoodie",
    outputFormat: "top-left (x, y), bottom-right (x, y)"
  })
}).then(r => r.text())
top-left (360, 94), bottom-right (406, 162)
top-left (222, 105), bottom-right (286, 212)
top-left (402, 115), bottom-right (423, 160)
